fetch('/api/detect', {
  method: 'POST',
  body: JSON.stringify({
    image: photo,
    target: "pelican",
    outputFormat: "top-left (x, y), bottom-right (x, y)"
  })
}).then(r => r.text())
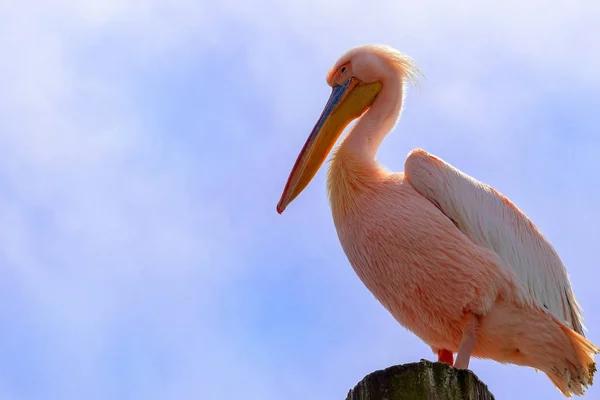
top-left (276, 44), bottom-right (598, 397)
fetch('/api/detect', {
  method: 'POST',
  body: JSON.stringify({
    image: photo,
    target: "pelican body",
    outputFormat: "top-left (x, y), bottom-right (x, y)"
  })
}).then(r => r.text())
top-left (277, 45), bottom-right (598, 397)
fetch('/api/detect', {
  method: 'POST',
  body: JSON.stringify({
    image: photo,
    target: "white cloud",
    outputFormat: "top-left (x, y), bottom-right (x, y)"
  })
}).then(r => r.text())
top-left (0, 1), bottom-right (246, 398)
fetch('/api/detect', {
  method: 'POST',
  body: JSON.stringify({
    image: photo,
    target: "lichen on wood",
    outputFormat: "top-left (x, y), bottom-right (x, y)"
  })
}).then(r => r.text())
top-left (346, 359), bottom-right (494, 400)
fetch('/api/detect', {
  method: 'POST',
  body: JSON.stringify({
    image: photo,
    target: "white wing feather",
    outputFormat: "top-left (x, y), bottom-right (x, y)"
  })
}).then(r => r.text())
top-left (405, 149), bottom-right (584, 335)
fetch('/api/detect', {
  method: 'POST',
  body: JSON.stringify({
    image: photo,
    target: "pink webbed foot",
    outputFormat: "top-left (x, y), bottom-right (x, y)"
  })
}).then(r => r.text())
top-left (437, 349), bottom-right (454, 366)
top-left (454, 312), bottom-right (480, 369)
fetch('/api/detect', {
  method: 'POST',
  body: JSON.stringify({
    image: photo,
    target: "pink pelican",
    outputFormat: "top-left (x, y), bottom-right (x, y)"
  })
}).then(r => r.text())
top-left (276, 44), bottom-right (598, 397)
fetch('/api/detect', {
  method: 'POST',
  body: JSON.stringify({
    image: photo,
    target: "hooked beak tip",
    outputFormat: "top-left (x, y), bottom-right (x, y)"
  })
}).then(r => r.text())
top-left (276, 202), bottom-right (286, 214)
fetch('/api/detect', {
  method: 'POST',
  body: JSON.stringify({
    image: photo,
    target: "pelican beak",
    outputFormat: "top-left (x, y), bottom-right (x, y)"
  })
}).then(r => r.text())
top-left (277, 78), bottom-right (382, 214)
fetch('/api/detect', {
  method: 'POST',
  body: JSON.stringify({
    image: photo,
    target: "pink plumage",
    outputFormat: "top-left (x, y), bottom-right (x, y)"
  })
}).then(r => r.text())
top-left (277, 44), bottom-right (598, 397)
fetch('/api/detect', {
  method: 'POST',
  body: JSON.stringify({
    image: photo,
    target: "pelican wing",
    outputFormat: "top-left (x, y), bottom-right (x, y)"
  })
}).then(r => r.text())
top-left (404, 149), bottom-right (584, 334)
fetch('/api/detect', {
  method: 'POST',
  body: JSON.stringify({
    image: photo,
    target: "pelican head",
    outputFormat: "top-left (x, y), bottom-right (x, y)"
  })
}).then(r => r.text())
top-left (276, 44), bottom-right (418, 214)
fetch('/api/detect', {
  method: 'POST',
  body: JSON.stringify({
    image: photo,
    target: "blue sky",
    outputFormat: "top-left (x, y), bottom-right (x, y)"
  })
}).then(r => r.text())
top-left (0, 1), bottom-right (599, 399)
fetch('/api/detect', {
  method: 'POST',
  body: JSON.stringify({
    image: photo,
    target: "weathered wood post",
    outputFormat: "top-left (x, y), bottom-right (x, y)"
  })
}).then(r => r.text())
top-left (346, 360), bottom-right (495, 400)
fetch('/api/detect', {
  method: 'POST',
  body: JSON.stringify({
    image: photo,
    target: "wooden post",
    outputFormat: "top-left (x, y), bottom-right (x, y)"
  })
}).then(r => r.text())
top-left (346, 360), bottom-right (495, 400)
